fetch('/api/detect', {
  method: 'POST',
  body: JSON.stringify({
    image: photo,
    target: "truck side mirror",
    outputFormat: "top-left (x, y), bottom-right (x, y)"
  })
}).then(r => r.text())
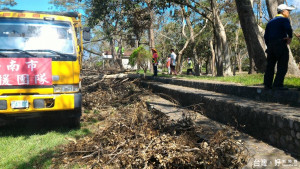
top-left (83, 27), bottom-right (91, 41)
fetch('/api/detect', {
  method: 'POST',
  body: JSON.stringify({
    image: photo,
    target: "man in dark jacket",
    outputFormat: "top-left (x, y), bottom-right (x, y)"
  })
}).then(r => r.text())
top-left (264, 4), bottom-right (295, 90)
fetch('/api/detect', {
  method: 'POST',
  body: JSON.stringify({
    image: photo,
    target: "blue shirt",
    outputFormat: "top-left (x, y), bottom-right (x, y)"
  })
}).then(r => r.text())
top-left (264, 14), bottom-right (293, 46)
top-left (170, 52), bottom-right (176, 66)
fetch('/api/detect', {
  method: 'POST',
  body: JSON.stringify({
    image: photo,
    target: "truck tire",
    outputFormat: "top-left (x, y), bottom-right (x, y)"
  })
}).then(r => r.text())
top-left (66, 108), bottom-right (81, 128)
top-left (67, 116), bottom-right (81, 128)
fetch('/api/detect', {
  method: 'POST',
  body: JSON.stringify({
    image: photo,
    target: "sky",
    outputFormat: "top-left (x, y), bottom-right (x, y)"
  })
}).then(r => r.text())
top-left (6, 0), bottom-right (299, 31)
top-left (10, 0), bottom-right (55, 11)
top-left (7, 0), bottom-right (300, 12)
top-left (290, 0), bottom-right (300, 11)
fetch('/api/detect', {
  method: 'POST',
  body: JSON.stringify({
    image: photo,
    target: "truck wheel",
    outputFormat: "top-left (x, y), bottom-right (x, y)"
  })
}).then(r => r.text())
top-left (67, 108), bottom-right (81, 128)
top-left (67, 116), bottom-right (81, 128)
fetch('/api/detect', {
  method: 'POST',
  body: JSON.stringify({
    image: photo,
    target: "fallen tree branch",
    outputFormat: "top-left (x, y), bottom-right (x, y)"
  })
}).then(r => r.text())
top-left (99, 73), bottom-right (142, 79)
top-left (81, 151), bottom-right (98, 159)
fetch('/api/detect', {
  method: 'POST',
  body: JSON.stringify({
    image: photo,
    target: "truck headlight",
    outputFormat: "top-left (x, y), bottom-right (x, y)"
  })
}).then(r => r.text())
top-left (54, 85), bottom-right (80, 93)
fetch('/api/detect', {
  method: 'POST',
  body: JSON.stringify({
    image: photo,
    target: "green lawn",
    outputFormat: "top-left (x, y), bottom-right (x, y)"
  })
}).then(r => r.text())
top-left (139, 69), bottom-right (300, 88)
top-left (0, 126), bottom-right (90, 169)
top-left (170, 73), bottom-right (265, 86)
top-left (181, 73), bottom-right (300, 88)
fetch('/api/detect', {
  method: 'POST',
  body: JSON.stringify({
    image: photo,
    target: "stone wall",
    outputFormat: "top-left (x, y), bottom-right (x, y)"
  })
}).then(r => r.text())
top-left (141, 81), bottom-right (300, 157)
top-left (147, 77), bottom-right (300, 107)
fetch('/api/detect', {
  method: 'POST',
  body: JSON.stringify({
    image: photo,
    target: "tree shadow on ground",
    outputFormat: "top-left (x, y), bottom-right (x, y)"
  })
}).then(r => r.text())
top-left (13, 150), bottom-right (57, 169)
top-left (0, 119), bottom-right (90, 169)
top-left (0, 117), bottom-right (85, 138)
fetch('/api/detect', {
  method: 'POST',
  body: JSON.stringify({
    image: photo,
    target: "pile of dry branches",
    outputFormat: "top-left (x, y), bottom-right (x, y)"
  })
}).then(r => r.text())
top-left (52, 78), bottom-right (249, 168)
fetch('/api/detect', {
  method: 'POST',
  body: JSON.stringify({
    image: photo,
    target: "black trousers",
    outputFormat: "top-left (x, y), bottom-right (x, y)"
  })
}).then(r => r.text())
top-left (187, 69), bottom-right (194, 75)
top-left (153, 64), bottom-right (157, 76)
top-left (170, 65), bottom-right (177, 75)
top-left (264, 40), bottom-right (289, 88)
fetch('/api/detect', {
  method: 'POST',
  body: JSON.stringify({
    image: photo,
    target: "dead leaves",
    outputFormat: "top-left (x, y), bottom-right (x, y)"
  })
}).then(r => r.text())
top-left (52, 76), bottom-right (249, 168)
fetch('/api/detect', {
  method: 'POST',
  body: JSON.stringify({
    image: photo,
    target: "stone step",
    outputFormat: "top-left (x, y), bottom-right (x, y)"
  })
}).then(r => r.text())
top-left (143, 94), bottom-right (299, 168)
top-left (146, 77), bottom-right (300, 107)
top-left (140, 81), bottom-right (300, 157)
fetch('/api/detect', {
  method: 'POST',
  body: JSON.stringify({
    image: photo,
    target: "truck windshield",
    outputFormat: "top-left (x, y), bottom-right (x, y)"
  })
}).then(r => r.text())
top-left (0, 18), bottom-right (75, 55)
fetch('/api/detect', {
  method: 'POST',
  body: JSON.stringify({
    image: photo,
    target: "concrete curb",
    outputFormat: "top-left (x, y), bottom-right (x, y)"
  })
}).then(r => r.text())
top-left (146, 76), bottom-right (300, 107)
top-left (141, 81), bottom-right (300, 157)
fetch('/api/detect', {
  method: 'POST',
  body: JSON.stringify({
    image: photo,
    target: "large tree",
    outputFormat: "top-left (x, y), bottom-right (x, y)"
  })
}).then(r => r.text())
top-left (158, 0), bottom-right (233, 76)
top-left (266, 0), bottom-right (284, 19)
top-left (87, 0), bottom-right (163, 70)
top-left (235, 0), bottom-right (267, 73)
top-left (176, 4), bottom-right (208, 75)
top-left (50, 0), bottom-right (153, 70)
top-left (210, 0), bottom-right (232, 76)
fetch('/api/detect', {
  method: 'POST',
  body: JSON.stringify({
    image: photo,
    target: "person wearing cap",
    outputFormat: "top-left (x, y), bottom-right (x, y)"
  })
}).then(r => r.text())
top-left (263, 4), bottom-right (295, 90)
top-left (186, 58), bottom-right (194, 75)
top-left (151, 48), bottom-right (158, 76)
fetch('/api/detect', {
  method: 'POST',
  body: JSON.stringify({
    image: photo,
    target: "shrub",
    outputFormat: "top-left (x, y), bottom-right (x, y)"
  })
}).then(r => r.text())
top-left (129, 46), bottom-right (152, 74)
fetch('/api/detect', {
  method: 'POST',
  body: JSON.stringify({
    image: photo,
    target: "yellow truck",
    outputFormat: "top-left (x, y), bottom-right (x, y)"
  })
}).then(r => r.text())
top-left (0, 10), bottom-right (90, 127)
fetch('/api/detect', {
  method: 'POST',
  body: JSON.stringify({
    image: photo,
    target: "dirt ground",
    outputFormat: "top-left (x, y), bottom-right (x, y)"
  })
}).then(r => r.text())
top-left (51, 70), bottom-right (249, 168)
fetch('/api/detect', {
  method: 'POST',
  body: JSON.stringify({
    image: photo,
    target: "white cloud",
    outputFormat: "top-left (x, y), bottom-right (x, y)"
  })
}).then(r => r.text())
top-left (289, 0), bottom-right (300, 11)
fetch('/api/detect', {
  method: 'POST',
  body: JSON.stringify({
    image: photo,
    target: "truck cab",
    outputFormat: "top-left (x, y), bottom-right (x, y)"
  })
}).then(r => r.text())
top-left (0, 10), bottom-right (89, 127)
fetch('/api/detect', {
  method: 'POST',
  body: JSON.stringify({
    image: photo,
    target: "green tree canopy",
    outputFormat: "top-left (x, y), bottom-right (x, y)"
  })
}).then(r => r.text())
top-left (0, 0), bottom-right (16, 9)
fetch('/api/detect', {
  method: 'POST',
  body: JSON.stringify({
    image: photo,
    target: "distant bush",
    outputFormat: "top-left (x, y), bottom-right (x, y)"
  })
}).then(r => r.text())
top-left (129, 46), bottom-right (152, 74)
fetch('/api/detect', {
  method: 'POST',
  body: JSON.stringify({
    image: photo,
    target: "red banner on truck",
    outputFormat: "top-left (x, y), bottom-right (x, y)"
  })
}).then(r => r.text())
top-left (0, 58), bottom-right (52, 86)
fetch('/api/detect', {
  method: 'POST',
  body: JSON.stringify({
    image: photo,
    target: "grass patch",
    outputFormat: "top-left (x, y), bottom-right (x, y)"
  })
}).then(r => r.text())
top-left (283, 76), bottom-right (300, 88)
top-left (84, 109), bottom-right (90, 114)
top-left (93, 110), bottom-right (100, 114)
top-left (136, 69), bottom-right (152, 74)
top-left (178, 73), bottom-right (265, 86)
top-left (0, 126), bottom-right (90, 169)
top-left (157, 72), bottom-right (265, 86)
top-left (136, 69), bottom-right (300, 88)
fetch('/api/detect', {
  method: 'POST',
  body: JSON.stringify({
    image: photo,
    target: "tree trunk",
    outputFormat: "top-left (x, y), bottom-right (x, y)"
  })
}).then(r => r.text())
top-left (181, 5), bottom-right (198, 75)
top-left (209, 38), bottom-right (216, 76)
top-left (193, 43), bottom-right (201, 76)
top-left (258, 0), bottom-right (263, 25)
top-left (235, 0), bottom-right (267, 73)
top-left (229, 46), bottom-right (236, 75)
top-left (212, 1), bottom-right (223, 76)
top-left (248, 57), bottom-right (255, 74)
top-left (176, 3), bottom-right (208, 75)
top-left (287, 47), bottom-right (300, 76)
top-left (148, 22), bottom-right (155, 49)
top-left (206, 56), bottom-right (210, 74)
top-left (117, 39), bottom-right (124, 70)
top-left (250, 0), bottom-right (254, 7)
top-left (266, 0), bottom-right (284, 19)
top-left (234, 24), bottom-right (240, 75)
top-left (238, 52), bottom-right (243, 72)
top-left (149, 14), bottom-right (154, 74)
top-left (147, 2), bottom-right (155, 50)
top-left (206, 52), bottom-right (212, 75)
top-left (211, 0), bottom-right (232, 76)
top-left (110, 38), bottom-right (116, 61)
top-left (214, 30), bottom-right (223, 76)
